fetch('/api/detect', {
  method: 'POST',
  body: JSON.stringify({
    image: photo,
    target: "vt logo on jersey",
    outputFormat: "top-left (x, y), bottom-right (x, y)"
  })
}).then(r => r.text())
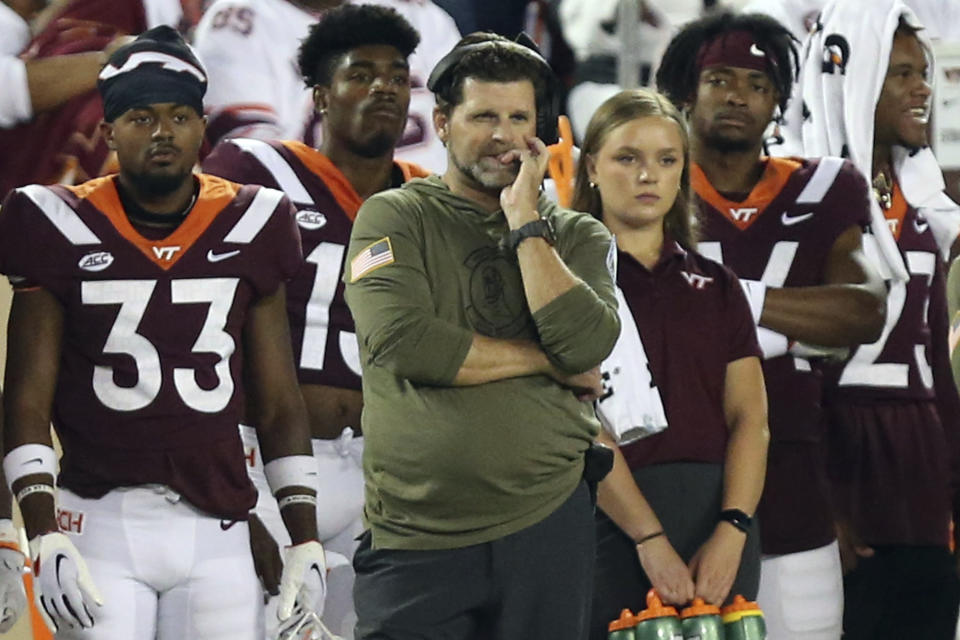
top-left (681, 271), bottom-right (714, 289)
top-left (78, 251), bottom-right (114, 272)
top-left (152, 245), bottom-right (182, 261)
top-left (887, 219), bottom-right (899, 235)
top-left (730, 207), bottom-right (758, 222)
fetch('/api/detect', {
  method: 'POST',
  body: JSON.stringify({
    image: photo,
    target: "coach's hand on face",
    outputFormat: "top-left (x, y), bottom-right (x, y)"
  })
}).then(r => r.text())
top-left (499, 136), bottom-right (550, 229)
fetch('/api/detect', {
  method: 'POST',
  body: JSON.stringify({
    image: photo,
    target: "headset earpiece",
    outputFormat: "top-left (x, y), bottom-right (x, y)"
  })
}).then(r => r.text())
top-left (426, 34), bottom-right (560, 144)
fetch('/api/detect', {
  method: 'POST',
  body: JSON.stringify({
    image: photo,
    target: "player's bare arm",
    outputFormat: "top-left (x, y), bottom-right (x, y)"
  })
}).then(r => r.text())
top-left (757, 225), bottom-right (886, 347)
top-left (3, 288), bottom-right (63, 538)
top-left (242, 284), bottom-right (317, 544)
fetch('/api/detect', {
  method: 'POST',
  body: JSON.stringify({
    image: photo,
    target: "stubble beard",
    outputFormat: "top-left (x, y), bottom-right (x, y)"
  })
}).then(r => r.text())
top-left (450, 149), bottom-right (520, 193)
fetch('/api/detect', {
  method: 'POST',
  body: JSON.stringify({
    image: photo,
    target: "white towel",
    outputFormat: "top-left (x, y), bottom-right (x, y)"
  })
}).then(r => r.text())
top-left (799, 0), bottom-right (960, 277)
top-left (596, 286), bottom-right (669, 445)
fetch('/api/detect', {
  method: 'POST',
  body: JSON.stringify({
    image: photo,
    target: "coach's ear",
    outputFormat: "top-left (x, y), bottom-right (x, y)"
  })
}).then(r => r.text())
top-left (100, 121), bottom-right (117, 151)
top-left (433, 105), bottom-right (449, 146)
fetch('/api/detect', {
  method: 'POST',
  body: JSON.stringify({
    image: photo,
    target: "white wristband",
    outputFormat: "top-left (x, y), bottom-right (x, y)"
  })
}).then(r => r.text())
top-left (263, 455), bottom-right (319, 496)
top-left (277, 493), bottom-right (318, 510)
top-left (15, 484), bottom-right (55, 504)
top-left (738, 279), bottom-right (767, 324)
top-left (757, 327), bottom-right (790, 359)
top-left (3, 444), bottom-right (56, 492)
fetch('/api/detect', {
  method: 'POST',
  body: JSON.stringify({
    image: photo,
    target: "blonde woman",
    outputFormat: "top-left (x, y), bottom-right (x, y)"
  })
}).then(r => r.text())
top-left (572, 89), bottom-right (769, 638)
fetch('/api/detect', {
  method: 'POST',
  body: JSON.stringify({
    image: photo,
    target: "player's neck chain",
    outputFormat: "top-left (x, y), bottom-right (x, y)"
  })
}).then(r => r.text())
top-left (872, 170), bottom-right (893, 210)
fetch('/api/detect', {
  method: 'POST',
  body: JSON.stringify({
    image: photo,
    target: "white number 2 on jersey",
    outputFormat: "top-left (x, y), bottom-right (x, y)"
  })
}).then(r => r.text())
top-left (300, 242), bottom-right (361, 376)
top-left (82, 278), bottom-right (239, 413)
top-left (838, 249), bottom-right (936, 389)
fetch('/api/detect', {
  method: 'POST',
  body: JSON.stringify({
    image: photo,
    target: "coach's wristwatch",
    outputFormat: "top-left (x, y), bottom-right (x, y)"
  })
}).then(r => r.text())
top-left (505, 217), bottom-right (556, 251)
top-left (718, 508), bottom-right (752, 534)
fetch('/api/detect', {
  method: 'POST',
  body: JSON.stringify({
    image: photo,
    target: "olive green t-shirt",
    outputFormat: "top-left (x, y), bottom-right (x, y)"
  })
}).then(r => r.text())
top-left (344, 176), bottom-right (619, 550)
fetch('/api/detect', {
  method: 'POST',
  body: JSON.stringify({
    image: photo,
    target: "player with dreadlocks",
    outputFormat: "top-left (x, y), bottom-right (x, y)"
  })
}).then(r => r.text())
top-left (656, 11), bottom-right (886, 640)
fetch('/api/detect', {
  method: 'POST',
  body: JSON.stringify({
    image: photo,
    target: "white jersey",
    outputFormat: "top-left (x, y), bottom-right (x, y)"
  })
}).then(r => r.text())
top-left (193, 0), bottom-right (317, 143)
top-left (193, 0), bottom-right (459, 173)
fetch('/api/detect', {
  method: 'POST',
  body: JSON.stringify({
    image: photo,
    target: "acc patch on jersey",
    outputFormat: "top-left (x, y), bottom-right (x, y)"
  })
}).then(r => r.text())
top-left (350, 237), bottom-right (394, 282)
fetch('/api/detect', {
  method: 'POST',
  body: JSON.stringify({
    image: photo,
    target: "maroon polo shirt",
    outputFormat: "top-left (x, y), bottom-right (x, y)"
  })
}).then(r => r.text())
top-left (616, 239), bottom-right (761, 470)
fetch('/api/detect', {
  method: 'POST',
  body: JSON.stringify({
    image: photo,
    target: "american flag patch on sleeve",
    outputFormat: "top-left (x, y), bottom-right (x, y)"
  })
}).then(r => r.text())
top-left (350, 237), bottom-right (395, 281)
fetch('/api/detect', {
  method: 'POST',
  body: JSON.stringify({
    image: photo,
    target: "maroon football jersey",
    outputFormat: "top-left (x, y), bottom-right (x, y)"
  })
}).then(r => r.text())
top-left (610, 242), bottom-right (761, 470)
top-left (694, 156), bottom-right (872, 554)
top-left (695, 156), bottom-right (871, 443)
top-left (202, 139), bottom-right (429, 390)
top-left (825, 184), bottom-right (947, 401)
top-left (0, 175), bottom-right (302, 520)
top-left (822, 184), bottom-right (960, 546)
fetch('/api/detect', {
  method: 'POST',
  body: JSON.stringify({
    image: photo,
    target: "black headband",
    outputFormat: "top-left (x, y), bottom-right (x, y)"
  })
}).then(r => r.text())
top-left (98, 25), bottom-right (207, 122)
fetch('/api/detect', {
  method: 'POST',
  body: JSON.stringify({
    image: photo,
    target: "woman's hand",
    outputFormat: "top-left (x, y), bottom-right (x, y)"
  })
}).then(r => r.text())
top-left (687, 523), bottom-right (746, 605)
top-left (635, 534), bottom-right (696, 605)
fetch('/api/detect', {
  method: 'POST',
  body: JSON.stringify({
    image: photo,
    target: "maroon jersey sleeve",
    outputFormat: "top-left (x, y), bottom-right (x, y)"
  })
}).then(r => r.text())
top-left (0, 186), bottom-right (78, 292)
top-left (724, 268), bottom-right (763, 363)
top-left (232, 184), bottom-right (303, 297)
top-left (202, 140), bottom-right (283, 190)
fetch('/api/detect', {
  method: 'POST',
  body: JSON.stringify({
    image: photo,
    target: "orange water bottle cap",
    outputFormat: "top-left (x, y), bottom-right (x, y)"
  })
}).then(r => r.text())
top-left (608, 609), bottom-right (638, 632)
top-left (681, 598), bottom-right (722, 618)
top-left (636, 589), bottom-right (680, 621)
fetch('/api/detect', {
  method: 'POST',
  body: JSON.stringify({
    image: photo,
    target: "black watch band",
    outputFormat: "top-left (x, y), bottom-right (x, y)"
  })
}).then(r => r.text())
top-left (505, 218), bottom-right (555, 251)
top-left (718, 508), bottom-right (752, 534)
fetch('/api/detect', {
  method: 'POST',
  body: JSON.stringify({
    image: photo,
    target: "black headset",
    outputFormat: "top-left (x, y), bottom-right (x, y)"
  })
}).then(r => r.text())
top-left (426, 33), bottom-right (561, 145)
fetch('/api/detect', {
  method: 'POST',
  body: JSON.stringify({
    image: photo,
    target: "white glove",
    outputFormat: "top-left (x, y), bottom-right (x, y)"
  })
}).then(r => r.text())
top-left (277, 540), bottom-right (327, 624)
top-left (29, 532), bottom-right (103, 632)
top-left (0, 520), bottom-right (26, 633)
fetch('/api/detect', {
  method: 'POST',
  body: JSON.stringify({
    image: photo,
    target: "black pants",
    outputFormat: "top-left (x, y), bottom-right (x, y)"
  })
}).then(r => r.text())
top-left (353, 482), bottom-right (594, 640)
top-left (843, 545), bottom-right (960, 640)
top-left (590, 463), bottom-right (761, 640)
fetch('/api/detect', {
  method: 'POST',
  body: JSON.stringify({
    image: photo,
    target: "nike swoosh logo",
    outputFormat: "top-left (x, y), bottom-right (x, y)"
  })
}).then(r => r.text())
top-left (220, 520), bottom-right (237, 531)
top-left (25, 458), bottom-right (43, 465)
top-left (207, 249), bottom-right (240, 263)
top-left (750, 43), bottom-right (765, 57)
top-left (914, 219), bottom-right (929, 233)
top-left (781, 212), bottom-right (814, 226)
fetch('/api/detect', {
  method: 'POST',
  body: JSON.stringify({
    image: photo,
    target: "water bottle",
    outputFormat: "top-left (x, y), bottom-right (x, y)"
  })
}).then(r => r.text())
top-left (634, 589), bottom-right (683, 640)
top-left (721, 595), bottom-right (766, 640)
top-left (680, 598), bottom-right (724, 640)
top-left (608, 609), bottom-right (637, 640)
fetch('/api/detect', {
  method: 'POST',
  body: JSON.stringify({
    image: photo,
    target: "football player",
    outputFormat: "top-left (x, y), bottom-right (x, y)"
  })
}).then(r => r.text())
top-left (801, 1), bottom-right (960, 637)
top-left (193, 0), bottom-right (460, 173)
top-left (201, 4), bottom-right (425, 637)
top-left (656, 11), bottom-right (886, 640)
top-left (0, 26), bottom-right (325, 640)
